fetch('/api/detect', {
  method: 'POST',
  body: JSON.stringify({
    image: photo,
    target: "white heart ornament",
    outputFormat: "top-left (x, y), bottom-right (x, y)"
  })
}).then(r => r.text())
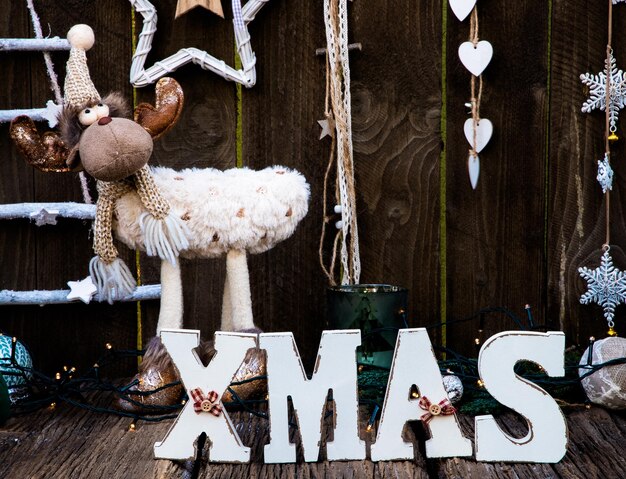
top-left (463, 118), bottom-right (493, 153)
top-left (468, 154), bottom-right (480, 190)
top-left (458, 41), bottom-right (493, 77)
top-left (449, 0), bottom-right (476, 21)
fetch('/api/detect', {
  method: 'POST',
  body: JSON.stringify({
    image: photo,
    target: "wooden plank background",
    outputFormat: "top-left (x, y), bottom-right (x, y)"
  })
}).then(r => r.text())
top-left (0, 0), bottom-right (624, 375)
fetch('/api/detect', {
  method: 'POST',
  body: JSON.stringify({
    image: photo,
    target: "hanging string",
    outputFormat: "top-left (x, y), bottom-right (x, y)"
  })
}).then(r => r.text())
top-left (604, 0), bottom-right (613, 247)
top-left (469, 6), bottom-right (484, 158)
top-left (323, 0), bottom-right (361, 285)
top-left (319, 53), bottom-right (340, 285)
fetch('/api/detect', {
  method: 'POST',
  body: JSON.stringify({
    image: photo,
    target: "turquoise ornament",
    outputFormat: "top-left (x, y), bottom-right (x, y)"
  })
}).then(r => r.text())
top-left (0, 374), bottom-right (9, 425)
top-left (0, 335), bottom-right (32, 403)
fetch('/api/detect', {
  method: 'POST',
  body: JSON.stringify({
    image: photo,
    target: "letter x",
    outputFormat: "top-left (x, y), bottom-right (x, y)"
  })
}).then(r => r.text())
top-left (154, 329), bottom-right (257, 462)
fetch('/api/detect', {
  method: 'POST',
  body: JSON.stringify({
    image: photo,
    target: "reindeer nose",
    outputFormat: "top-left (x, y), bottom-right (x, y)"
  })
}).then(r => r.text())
top-left (98, 116), bottom-right (112, 126)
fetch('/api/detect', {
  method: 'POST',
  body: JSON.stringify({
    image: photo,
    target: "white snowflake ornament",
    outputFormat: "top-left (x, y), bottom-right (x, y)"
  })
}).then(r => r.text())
top-left (597, 153), bottom-right (614, 193)
top-left (579, 247), bottom-right (626, 325)
top-left (580, 52), bottom-right (626, 133)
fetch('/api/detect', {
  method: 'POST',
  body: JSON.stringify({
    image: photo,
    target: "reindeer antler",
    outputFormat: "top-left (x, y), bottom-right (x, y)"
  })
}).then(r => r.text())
top-left (10, 116), bottom-right (79, 173)
top-left (134, 77), bottom-right (184, 140)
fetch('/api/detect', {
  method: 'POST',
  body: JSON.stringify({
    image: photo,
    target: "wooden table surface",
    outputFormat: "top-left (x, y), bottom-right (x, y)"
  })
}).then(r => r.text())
top-left (1, 400), bottom-right (625, 478)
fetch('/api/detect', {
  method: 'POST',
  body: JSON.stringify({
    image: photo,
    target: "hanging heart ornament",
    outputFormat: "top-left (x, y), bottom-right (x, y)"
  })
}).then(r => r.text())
top-left (449, 0), bottom-right (476, 22)
top-left (468, 154), bottom-right (480, 190)
top-left (463, 118), bottom-right (493, 153)
top-left (458, 40), bottom-right (493, 77)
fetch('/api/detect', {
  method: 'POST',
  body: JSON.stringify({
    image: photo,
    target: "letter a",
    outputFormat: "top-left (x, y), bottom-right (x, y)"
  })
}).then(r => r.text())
top-left (371, 329), bottom-right (472, 460)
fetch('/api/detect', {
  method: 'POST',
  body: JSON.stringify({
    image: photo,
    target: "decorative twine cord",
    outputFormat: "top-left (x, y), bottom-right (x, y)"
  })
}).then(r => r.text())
top-left (469, 6), bottom-right (483, 158)
top-left (604, 0), bottom-right (613, 247)
top-left (319, 53), bottom-right (340, 285)
top-left (323, 0), bottom-right (361, 285)
top-left (25, 0), bottom-right (93, 205)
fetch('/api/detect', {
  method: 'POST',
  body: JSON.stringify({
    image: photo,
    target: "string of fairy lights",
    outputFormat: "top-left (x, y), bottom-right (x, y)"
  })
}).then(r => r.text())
top-left (0, 305), bottom-right (615, 434)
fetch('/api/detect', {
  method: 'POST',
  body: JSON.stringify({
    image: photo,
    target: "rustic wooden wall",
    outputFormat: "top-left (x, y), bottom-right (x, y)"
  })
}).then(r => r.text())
top-left (0, 0), bottom-right (623, 374)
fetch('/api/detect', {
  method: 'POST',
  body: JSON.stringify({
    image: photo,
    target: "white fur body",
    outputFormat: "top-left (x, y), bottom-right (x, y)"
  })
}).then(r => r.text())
top-left (113, 165), bottom-right (310, 258)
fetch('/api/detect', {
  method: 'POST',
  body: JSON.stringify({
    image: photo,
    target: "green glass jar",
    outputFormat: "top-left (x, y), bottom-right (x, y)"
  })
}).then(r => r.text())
top-left (327, 284), bottom-right (408, 368)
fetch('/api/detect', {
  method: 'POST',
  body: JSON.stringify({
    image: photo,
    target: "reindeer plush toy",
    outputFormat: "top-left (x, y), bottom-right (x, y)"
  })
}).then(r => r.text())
top-left (11, 25), bottom-right (310, 410)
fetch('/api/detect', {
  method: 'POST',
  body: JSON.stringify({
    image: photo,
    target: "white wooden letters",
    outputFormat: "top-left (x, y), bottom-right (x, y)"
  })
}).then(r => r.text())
top-left (156, 329), bottom-right (569, 464)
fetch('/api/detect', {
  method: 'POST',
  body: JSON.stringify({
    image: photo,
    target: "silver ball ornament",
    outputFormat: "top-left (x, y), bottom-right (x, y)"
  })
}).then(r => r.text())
top-left (579, 336), bottom-right (626, 409)
top-left (443, 374), bottom-right (464, 404)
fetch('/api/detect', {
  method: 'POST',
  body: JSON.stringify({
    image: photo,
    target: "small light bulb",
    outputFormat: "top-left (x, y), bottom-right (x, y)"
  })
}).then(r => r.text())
top-left (411, 391), bottom-right (420, 399)
top-left (181, 399), bottom-right (186, 406)
top-left (55, 372), bottom-right (61, 380)
top-left (358, 365), bottom-right (364, 373)
top-left (129, 422), bottom-right (136, 431)
top-left (477, 379), bottom-right (485, 388)
top-left (105, 343), bottom-right (113, 350)
top-left (49, 402), bottom-right (56, 410)
top-left (366, 424), bottom-right (373, 432)
top-left (474, 338), bottom-right (480, 345)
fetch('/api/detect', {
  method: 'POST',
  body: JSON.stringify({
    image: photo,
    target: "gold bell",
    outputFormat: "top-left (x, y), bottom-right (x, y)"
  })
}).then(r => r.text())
top-left (608, 326), bottom-right (618, 337)
top-left (608, 133), bottom-right (619, 142)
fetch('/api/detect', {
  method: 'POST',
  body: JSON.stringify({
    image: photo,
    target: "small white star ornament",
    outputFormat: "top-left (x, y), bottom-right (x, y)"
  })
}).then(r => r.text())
top-left (29, 208), bottom-right (59, 226)
top-left (579, 247), bottom-right (626, 327)
top-left (317, 117), bottom-right (334, 140)
top-left (580, 52), bottom-right (626, 133)
top-left (67, 277), bottom-right (97, 304)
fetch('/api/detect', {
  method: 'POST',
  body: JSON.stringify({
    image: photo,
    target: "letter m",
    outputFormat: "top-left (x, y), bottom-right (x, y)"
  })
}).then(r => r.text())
top-left (259, 330), bottom-right (366, 463)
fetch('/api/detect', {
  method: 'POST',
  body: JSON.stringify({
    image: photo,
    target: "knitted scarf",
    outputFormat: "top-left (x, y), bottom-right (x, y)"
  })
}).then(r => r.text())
top-left (89, 165), bottom-right (189, 303)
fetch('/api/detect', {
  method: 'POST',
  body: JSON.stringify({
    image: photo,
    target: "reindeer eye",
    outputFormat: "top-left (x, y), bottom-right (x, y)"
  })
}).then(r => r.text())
top-left (79, 108), bottom-right (98, 126)
top-left (95, 104), bottom-right (110, 118)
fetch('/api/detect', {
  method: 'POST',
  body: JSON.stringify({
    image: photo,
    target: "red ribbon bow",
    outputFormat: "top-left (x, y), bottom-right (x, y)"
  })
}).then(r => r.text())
top-left (418, 396), bottom-right (456, 424)
top-left (190, 388), bottom-right (222, 416)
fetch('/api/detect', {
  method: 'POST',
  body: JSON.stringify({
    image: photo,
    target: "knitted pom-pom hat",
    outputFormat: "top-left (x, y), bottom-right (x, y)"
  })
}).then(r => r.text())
top-left (64, 25), bottom-right (100, 109)
top-left (61, 25), bottom-right (189, 303)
